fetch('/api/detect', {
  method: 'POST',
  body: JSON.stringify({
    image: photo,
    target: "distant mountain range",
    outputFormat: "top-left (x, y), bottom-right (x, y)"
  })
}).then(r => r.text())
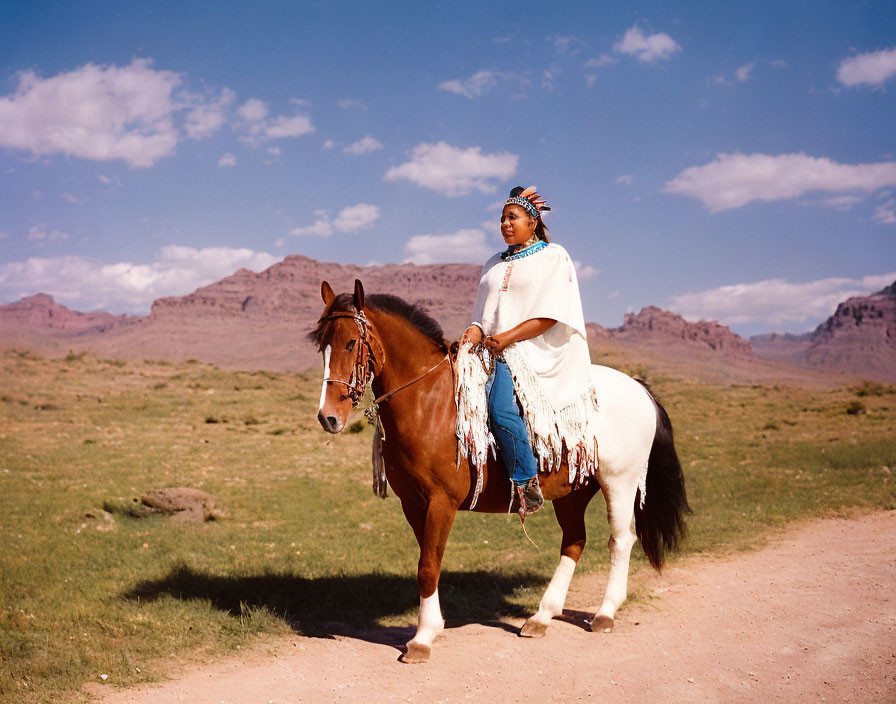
top-left (0, 255), bottom-right (480, 372)
top-left (1, 256), bottom-right (893, 383)
top-left (751, 280), bottom-right (896, 382)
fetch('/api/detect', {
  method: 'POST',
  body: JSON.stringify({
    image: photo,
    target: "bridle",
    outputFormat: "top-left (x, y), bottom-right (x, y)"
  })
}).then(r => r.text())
top-left (319, 310), bottom-right (451, 412)
top-left (320, 311), bottom-right (384, 405)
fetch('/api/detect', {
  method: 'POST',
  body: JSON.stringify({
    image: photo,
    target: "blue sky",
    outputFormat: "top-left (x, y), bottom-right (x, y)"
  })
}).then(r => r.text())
top-left (1, 1), bottom-right (894, 336)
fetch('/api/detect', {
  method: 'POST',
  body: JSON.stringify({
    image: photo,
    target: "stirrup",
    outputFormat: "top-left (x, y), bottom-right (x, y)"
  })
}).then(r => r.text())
top-left (509, 477), bottom-right (544, 522)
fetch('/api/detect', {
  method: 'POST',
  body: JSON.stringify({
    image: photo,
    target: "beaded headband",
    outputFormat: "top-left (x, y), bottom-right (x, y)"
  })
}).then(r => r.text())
top-left (504, 185), bottom-right (551, 220)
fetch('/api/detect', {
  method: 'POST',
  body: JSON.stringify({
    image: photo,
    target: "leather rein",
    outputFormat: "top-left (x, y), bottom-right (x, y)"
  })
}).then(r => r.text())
top-left (320, 311), bottom-right (451, 412)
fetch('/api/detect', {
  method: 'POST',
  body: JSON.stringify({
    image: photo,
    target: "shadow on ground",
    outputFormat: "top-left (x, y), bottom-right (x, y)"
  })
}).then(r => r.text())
top-left (122, 564), bottom-right (547, 649)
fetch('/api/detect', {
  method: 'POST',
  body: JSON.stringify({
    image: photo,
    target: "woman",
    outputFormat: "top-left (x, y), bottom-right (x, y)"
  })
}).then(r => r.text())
top-left (460, 186), bottom-right (599, 519)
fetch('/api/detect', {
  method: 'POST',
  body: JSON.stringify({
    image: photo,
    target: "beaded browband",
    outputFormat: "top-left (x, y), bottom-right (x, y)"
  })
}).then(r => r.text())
top-left (505, 185), bottom-right (551, 220)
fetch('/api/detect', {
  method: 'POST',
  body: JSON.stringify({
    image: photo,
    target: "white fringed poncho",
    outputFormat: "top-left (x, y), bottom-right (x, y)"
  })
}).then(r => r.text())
top-left (456, 242), bottom-right (599, 501)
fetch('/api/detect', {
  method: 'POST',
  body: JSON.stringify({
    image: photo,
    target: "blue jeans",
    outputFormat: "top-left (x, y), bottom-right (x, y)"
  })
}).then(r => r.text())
top-left (487, 360), bottom-right (538, 485)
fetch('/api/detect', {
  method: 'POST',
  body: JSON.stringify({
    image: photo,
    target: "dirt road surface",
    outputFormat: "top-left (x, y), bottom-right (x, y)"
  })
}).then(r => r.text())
top-left (94, 511), bottom-right (896, 704)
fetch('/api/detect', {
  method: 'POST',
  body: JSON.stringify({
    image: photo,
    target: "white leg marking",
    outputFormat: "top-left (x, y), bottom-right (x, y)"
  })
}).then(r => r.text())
top-left (596, 484), bottom-right (638, 622)
top-left (529, 555), bottom-right (577, 629)
top-left (411, 590), bottom-right (444, 647)
top-left (318, 344), bottom-right (331, 412)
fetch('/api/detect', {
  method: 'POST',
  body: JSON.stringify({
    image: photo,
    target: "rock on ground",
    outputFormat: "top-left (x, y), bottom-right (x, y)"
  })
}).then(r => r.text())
top-left (140, 487), bottom-right (219, 523)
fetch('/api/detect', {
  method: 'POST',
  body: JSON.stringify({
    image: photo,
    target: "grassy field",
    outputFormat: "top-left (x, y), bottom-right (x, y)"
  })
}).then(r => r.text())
top-left (1, 349), bottom-right (893, 703)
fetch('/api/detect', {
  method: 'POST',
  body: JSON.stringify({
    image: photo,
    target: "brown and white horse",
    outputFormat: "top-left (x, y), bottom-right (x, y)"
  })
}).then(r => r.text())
top-left (312, 280), bottom-right (689, 663)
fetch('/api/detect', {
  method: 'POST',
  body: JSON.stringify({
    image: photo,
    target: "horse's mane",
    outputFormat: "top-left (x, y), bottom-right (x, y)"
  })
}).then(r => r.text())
top-left (308, 292), bottom-right (448, 353)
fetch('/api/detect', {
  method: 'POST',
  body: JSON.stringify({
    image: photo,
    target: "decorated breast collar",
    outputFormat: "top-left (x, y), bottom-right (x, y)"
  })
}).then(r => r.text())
top-left (501, 240), bottom-right (548, 261)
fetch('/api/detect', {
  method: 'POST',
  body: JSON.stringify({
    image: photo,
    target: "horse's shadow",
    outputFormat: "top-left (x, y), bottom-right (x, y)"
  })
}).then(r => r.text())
top-left (122, 564), bottom-right (547, 651)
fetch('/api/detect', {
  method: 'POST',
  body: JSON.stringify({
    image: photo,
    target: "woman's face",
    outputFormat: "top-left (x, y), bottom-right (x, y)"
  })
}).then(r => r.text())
top-left (500, 204), bottom-right (537, 246)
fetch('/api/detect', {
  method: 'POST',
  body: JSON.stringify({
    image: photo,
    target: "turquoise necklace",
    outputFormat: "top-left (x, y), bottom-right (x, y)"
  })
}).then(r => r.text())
top-left (501, 237), bottom-right (547, 261)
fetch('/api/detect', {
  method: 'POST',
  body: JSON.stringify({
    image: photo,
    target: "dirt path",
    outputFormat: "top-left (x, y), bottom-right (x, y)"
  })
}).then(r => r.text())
top-left (94, 511), bottom-right (896, 704)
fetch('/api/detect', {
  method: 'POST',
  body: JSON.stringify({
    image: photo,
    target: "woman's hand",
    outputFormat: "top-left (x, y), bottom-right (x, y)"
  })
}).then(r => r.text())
top-left (483, 318), bottom-right (556, 355)
top-left (459, 325), bottom-right (483, 347)
top-left (482, 333), bottom-right (510, 355)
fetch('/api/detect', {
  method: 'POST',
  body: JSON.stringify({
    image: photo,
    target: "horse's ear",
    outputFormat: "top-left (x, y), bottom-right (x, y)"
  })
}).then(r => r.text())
top-left (353, 279), bottom-right (365, 310)
top-left (321, 281), bottom-right (336, 306)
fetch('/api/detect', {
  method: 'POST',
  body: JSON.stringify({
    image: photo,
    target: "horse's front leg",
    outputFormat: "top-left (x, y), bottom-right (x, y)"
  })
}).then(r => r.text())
top-left (401, 494), bottom-right (456, 663)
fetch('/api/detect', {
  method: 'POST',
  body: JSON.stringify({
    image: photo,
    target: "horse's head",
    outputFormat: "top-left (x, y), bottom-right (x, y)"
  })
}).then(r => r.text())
top-left (310, 279), bottom-right (383, 433)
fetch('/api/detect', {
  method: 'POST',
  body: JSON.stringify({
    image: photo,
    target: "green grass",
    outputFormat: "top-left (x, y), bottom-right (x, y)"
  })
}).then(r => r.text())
top-left (0, 350), bottom-right (893, 702)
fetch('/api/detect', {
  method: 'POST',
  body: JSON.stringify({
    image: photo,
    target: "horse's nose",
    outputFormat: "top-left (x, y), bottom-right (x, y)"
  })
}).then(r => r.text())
top-left (318, 411), bottom-right (343, 433)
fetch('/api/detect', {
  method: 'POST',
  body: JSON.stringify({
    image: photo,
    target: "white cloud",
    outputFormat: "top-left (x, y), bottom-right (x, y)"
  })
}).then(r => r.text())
top-left (289, 203), bottom-right (380, 237)
top-left (343, 135), bottom-right (383, 155)
top-left (616, 174), bottom-right (633, 185)
top-left (836, 47), bottom-right (896, 88)
top-left (573, 261), bottom-right (598, 280)
top-left (218, 153), bottom-right (236, 168)
top-left (712, 61), bottom-right (756, 87)
top-left (290, 217), bottom-right (333, 237)
top-left (664, 152), bottom-right (896, 212)
top-left (552, 35), bottom-right (586, 55)
top-left (184, 87), bottom-right (234, 139)
top-left (237, 98), bottom-right (268, 122)
top-left (236, 98), bottom-right (313, 143)
top-left (821, 194), bottom-right (862, 210)
top-left (338, 98), bottom-right (366, 109)
top-left (27, 225), bottom-right (69, 242)
top-left (322, 139), bottom-right (336, 150)
top-left (262, 114), bottom-right (313, 139)
top-left (669, 273), bottom-right (896, 329)
top-left (62, 192), bottom-right (85, 204)
top-left (267, 146), bottom-right (281, 157)
top-left (542, 67), bottom-right (558, 91)
top-left (404, 228), bottom-right (494, 265)
top-left (333, 203), bottom-right (380, 232)
top-left (735, 62), bottom-right (755, 83)
top-left (872, 198), bottom-right (896, 224)
top-left (0, 231), bottom-right (7, 240)
top-left (584, 54), bottom-right (616, 69)
top-left (0, 245), bottom-right (278, 313)
top-left (0, 58), bottom-right (183, 167)
top-left (614, 26), bottom-right (681, 63)
top-left (385, 141), bottom-right (518, 196)
top-left (438, 71), bottom-right (500, 99)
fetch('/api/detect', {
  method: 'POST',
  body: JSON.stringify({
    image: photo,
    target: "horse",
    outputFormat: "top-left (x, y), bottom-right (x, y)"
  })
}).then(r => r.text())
top-left (311, 279), bottom-right (689, 663)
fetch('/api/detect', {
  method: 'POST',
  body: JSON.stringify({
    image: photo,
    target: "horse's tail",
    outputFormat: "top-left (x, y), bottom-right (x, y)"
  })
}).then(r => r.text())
top-left (633, 382), bottom-right (690, 570)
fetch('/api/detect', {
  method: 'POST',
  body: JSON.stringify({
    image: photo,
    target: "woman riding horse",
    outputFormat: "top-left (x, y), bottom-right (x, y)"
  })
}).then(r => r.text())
top-left (461, 186), bottom-right (598, 520)
top-left (312, 188), bottom-right (689, 663)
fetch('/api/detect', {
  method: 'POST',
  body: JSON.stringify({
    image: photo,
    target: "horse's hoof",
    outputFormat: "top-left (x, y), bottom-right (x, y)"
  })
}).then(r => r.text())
top-left (401, 640), bottom-right (431, 664)
top-left (519, 617), bottom-right (548, 638)
top-left (588, 615), bottom-right (614, 633)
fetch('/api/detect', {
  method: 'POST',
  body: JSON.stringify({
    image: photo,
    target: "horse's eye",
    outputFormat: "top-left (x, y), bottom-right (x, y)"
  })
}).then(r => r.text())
top-left (345, 339), bottom-right (356, 352)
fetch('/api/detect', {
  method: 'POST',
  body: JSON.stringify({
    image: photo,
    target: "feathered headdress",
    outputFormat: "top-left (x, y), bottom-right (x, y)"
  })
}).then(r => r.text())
top-left (505, 185), bottom-right (551, 220)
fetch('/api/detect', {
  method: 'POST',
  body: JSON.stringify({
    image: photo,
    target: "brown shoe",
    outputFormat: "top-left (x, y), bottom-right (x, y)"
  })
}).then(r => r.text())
top-left (510, 477), bottom-right (544, 520)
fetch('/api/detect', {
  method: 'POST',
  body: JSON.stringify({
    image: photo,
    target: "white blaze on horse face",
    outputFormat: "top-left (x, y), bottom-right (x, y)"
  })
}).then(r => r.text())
top-left (318, 344), bottom-right (331, 411)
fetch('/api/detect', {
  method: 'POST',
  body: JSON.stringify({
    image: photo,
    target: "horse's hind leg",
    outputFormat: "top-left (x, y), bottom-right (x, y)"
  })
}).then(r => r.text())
top-left (401, 495), bottom-right (455, 664)
top-left (520, 482), bottom-right (599, 638)
top-left (589, 477), bottom-right (639, 633)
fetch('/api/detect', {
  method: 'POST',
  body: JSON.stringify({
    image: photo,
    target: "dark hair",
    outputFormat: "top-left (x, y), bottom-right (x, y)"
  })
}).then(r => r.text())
top-left (507, 186), bottom-right (550, 242)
